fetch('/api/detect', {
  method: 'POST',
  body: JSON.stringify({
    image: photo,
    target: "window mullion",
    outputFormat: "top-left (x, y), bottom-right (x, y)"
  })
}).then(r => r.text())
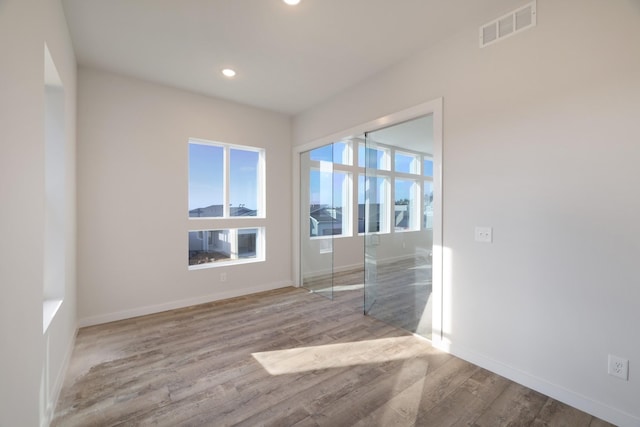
top-left (259, 150), bottom-right (265, 217)
top-left (224, 146), bottom-right (230, 217)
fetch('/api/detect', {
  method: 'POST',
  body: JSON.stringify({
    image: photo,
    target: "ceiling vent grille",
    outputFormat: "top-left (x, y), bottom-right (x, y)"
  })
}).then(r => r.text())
top-left (480, 1), bottom-right (536, 48)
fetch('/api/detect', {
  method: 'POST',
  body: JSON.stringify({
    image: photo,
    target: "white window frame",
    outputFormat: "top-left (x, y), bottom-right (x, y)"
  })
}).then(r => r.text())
top-left (188, 138), bottom-right (265, 219)
top-left (188, 227), bottom-right (265, 269)
top-left (355, 140), bottom-right (430, 236)
top-left (394, 150), bottom-right (420, 175)
top-left (307, 140), bottom-right (355, 239)
top-left (394, 178), bottom-right (420, 232)
top-left (188, 138), bottom-right (266, 270)
top-left (358, 142), bottom-right (391, 171)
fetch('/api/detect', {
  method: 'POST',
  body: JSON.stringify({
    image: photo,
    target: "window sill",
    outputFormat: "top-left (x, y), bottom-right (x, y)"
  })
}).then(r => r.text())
top-left (43, 299), bottom-right (63, 334)
top-left (188, 216), bottom-right (266, 220)
top-left (310, 234), bottom-right (353, 240)
top-left (188, 257), bottom-right (265, 270)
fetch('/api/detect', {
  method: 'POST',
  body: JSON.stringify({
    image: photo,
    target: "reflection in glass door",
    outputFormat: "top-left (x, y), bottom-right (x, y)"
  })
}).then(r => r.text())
top-left (363, 115), bottom-right (435, 339)
top-left (300, 149), bottom-right (333, 298)
top-left (362, 138), bottom-right (387, 313)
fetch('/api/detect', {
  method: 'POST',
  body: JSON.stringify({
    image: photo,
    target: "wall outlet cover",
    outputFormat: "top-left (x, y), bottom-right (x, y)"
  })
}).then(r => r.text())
top-left (608, 354), bottom-right (629, 380)
top-left (475, 226), bottom-right (493, 243)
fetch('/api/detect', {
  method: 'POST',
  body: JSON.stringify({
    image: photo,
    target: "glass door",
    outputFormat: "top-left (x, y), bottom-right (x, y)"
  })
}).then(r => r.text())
top-left (362, 135), bottom-right (387, 313)
top-left (300, 149), bottom-right (333, 299)
top-left (363, 115), bottom-right (435, 339)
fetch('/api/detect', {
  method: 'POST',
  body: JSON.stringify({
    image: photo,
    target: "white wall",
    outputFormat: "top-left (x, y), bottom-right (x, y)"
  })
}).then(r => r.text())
top-left (0, 0), bottom-right (77, 425)
top-left (293, 1), bottom-right (640, 425)
top-left (77, 68), bottom-right (292, 325)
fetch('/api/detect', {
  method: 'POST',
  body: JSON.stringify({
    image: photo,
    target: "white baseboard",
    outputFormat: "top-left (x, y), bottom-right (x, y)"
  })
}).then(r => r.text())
top-left (78, 281), bottom-right (293, 327)
top-left (434, 341), bottom-right (639, 427)
top-left (43, 326), bottom-right (77, 427)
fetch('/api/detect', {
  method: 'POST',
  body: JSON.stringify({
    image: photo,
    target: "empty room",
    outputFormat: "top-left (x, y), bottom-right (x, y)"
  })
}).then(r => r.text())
top-left (1, 0), bottom-right (639, 426)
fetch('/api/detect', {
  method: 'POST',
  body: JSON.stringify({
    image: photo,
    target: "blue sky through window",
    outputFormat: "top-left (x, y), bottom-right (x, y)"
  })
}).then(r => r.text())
top-left (423, 159), bottom-right (433, 177)
top-left (309, 169), bottom-right (348, 208)
top-left (189, 143), bottom-right (260, 214)
top-left (310, 141), bottom-right (349, 165)
top-left (395, 153), bottom-right (417, 174)
top-left (358, 176), bottom-right (387, 204)
top-left (358, 145), bottom-right (386, 169)
top-left (189, 144), bottom-right (223, 211)
top-left (395, 179), bottom-right (414, 203)
top-left (230, 148), bottom-right (259, 211)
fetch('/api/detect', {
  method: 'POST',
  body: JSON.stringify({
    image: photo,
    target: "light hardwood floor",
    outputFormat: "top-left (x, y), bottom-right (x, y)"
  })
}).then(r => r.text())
top-left (53, 287), bottom-right (615, 426)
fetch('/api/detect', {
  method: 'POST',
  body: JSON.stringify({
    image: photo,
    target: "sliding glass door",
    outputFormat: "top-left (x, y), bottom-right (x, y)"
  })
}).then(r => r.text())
top-left (298, 108), bottom-right (441, 342)
top-left (300, 148), bottom-right (334, 298)
top-left (363, 115), bottom-right (435, 339)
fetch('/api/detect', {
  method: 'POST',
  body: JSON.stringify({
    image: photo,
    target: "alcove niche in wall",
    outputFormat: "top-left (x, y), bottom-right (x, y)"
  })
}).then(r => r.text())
top-left (43, 43), bottom-right (66, 333)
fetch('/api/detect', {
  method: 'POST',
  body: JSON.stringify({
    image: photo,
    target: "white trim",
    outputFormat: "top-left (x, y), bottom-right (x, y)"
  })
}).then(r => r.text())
top-left (188, 226), bottom-right (265, 269)
top-left (223, 141), bottom-right (230, 217)
top-left (434, 341), bottom-right (640, 427)
top-left (292, 145), bottom-right (301, 286)
top-left (294, 101), bottom-right (441, 154)
top-left (430, 98), bottom-right (444, 346)
top-left (187, 138), bottom-right (266, 219)
top-left (187, 257), bottom-right (264, 270)
top-left (43, 327), bottom-right (77, 427)
top-left (78, 281), bottom-right (293, 327)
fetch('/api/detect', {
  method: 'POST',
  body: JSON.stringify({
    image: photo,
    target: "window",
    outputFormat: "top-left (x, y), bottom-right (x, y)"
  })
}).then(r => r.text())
top-left (423, 156), bottom-right (434, 229)
top-left (395, 152), bottom-right (419, 174)
top-left (423, 180), bottom-right (434, 229)
top-left (189, 144), bottom-right (224, 217)
top-left (188, 138), bottom-right (265, 269)
top-left (423, 158), bottom-right (434, 177)
top-left (307, 141), bottom-right (352, 238)
top-left (309, 169), bottom-right (351, 237)
top-left (395, 179), bottom-right (418, 231)
top-left (358, 175), bottom-right (389, 233)
top-left (305, 139), bottom-right (431, 238)
top-left (189, 228), bottom-right (262, 267)
top-left (358, 143), bottom-right (390, 170)
top-left (310, 141), bottom-right (351, 165)
top-left (189, 140), bottom-right (264, 218)
top-left (230, 148), bottom-right (260, 216)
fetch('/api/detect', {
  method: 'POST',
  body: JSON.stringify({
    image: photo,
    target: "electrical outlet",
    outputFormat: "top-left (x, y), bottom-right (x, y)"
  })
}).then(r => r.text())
top-left (608, 354), bottom-right (629, 380)
top-left (220, 272), bottom-right (227, 282)
top-left (475, 226), bottom-right (493, 243)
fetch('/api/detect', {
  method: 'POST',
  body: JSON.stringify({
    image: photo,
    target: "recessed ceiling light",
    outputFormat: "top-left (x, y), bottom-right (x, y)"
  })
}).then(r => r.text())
top-left (283, 0), bottom-right (300, 5)
top-left (221, 68), bottom-right (236, 78)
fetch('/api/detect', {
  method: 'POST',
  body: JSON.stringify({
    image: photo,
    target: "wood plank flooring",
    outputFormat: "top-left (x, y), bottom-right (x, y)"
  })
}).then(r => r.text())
top-left (52, 287), bottom-right (615, 426)
top-left (303, 257), bottom-right (432, 338)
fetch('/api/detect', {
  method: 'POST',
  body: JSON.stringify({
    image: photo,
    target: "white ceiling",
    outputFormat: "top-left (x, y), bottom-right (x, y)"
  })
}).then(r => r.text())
top-left (62, 0), bottom-right (518, 115)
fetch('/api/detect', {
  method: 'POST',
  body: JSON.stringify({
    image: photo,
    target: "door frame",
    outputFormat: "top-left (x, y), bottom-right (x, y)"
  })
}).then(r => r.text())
top-left (292, 98), bottom-right (443, 342)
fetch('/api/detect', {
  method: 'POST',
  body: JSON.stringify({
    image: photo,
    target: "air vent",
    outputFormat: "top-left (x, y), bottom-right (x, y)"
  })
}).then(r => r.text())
top-left (480, 1), bottom-right (536, 48)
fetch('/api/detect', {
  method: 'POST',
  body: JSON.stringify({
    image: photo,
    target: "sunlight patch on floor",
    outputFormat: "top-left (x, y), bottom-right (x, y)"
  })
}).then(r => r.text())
top-left (252, 336), bottom-right (429, 375)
